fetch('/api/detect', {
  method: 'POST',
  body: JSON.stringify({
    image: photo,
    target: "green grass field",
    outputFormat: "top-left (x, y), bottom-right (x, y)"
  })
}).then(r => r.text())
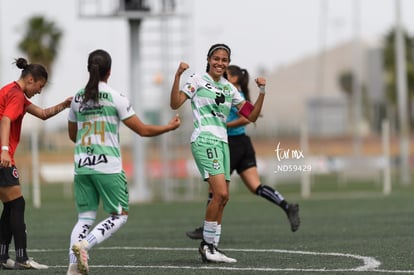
top-left (4, 177), bottom-right (414, 274)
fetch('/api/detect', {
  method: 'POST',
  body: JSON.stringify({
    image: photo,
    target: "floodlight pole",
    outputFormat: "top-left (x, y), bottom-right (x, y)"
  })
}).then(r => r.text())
top-left (77, 0), bottom-right (184, 201)
top-left (129, 18), bottom-right (151, 201)
top-left (160, 13), bottom-right (172, 201)
top-left (352, 0), bottom-right (362, 156)
top-left (394, 0), bottom-right (411, 185)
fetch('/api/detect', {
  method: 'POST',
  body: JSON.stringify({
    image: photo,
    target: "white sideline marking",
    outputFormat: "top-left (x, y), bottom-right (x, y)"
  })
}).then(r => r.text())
top-left (98, 246), bottom-right (381, 271)
top-left (28, 246), bottom-right (413, 273)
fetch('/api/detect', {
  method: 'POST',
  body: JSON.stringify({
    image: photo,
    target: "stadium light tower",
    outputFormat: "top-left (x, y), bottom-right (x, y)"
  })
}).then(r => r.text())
top-left (78, 0), bottom-right (179, 202)
top-left (394, 0), bottom-right (410, 185)
top-left (352, 0), bottom-right (362, 156)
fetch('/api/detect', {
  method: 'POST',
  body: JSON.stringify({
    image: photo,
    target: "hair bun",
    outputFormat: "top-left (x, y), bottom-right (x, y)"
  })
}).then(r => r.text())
top-left (15, 58), bottom-right (29, 70)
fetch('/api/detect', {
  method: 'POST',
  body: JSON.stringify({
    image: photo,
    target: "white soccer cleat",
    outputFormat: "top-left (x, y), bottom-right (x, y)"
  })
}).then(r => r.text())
top-left (14, 258), bottom-right (49, 269)
top-left (72, 240), bottom-right (89, 275)
top-left (1, 258), bottom-right (15, 269)
top-left (199, 241), bottom-right (237, 263)
top-left (214, 246), bottom-right (237, 263)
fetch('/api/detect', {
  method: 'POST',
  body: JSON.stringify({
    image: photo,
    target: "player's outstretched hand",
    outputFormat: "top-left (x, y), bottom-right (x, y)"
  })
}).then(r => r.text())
top-left (168, 114), bottom-right (181, 131)
top-left (63, 97), bottom-right (73, 108)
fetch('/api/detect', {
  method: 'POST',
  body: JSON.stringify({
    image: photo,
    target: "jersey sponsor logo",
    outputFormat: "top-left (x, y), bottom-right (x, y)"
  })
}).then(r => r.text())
top-left (211, 110), bottom-right (225, 119)
top-left (74, 92), bottom-right (110, 103)
top-left (78, 154), bottom-right (108, 168)
top-left (205, 82), bottom-right (213, 90)
top-left (79, 103), bottom-right (103, 115)
top-left (78, 146), bottom-right (109, 168)
top-left (75, 93), bottom-right (109, 115)
top-left (74, 93), bottom-right (83, 103)
top-left (203, 82), bottom-right (226, 105)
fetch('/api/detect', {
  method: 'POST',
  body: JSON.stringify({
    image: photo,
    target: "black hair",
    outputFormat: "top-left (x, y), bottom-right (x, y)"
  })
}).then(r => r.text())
top-left (84, 49), bottom-right (112, 103)
top-left (15, 58), bottom-right (48, 82)
top-left (226, 65), bottom-right (251, 102)
top-left (205, 43), bottom-right (231, 72)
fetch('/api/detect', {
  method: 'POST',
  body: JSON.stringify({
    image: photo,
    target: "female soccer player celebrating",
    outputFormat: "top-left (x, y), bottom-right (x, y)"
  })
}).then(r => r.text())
top-left (170, 44), bottom-right (266, 263)
top-left (67, 49), bottom-right (180, 275)
top-left (186, 65), bottom-right (300, 240)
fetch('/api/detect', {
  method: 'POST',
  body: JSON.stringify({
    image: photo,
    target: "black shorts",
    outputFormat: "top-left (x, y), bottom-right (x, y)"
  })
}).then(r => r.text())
top-left (228, 134), bottom-right (257, 175)
top-left (0, 166), bottom-right (20, 187)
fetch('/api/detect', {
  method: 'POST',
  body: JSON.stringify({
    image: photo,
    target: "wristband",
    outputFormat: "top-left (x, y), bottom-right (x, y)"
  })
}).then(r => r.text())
top-left (1, 146), bottom-right (9, 151)
top-left (259, 85), bottom-right (266, 94)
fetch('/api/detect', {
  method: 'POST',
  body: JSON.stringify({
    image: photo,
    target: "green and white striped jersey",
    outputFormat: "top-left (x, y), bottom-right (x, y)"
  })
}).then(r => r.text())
top-left (181, 73), bottom-right (244, 143)
top-left (68, 82), bottom-right (135, 175)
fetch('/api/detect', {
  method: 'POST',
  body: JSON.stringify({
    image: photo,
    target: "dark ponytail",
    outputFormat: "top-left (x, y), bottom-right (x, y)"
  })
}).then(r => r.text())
top-left (15, 57), bottom-right (48, 82)
top-left (226, 65), bottom-right (251, 102)
top-left (239, 68), bottom-right (250, 102)
top-left (84, 49), bottom-right (111, 103)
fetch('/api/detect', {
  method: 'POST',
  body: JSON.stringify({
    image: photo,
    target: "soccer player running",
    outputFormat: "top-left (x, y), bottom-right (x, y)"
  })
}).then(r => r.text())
top-left (186, 65), bottom-right (300, 240)
top-left (0, 58), bottom-right (72, 270)
top-left (170, 44), bottom-right (266, 263)
top-left (66, 49), bottom-right (180, 275)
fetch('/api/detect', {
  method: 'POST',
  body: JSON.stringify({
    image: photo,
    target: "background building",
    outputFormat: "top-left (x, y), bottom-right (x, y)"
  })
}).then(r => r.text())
top-left (250, 39), bottom-right (385, 138)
